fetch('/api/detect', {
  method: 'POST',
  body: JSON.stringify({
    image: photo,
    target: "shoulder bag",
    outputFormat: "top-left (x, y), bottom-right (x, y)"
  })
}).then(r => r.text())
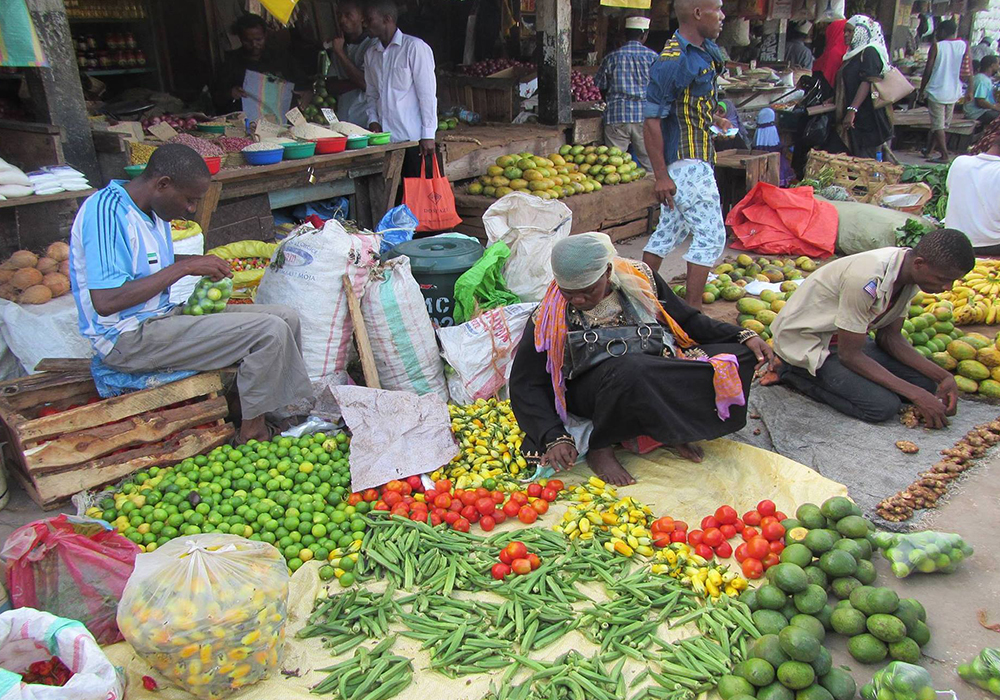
top-left (871, 66), bottom-right (914, 109)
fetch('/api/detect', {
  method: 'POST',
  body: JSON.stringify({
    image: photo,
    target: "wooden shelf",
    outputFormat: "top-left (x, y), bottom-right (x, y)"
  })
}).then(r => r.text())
top-left (83, 67), bottom-right (152, 76)
top-left (67, 16), bottom-right (147, 23)
top-left (0, 189), bottom-right (95, 209)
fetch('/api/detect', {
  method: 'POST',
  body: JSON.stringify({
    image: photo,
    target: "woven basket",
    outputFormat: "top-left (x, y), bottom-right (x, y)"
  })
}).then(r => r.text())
top-left (805, 150), bottom-right (903, 203)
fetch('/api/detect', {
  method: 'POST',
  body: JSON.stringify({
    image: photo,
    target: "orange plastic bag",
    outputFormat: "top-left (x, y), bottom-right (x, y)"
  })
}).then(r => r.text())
top-left (404, 158), bottom-right (462, 232)
top-left (726, 182), bottom-right (838, 258)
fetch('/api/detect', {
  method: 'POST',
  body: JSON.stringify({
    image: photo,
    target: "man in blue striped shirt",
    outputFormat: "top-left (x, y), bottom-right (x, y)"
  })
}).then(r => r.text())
top-left (70, 144), bottom-right (312, 441)
top-left (595, 16), bottom-right (657, 170)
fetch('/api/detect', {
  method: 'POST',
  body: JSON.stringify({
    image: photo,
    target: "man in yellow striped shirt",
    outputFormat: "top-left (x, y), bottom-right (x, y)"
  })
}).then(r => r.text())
top-left (643, 0), bottom-right (730, 310)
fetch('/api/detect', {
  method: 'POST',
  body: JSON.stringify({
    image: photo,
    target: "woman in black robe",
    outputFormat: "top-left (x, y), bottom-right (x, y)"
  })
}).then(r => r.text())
top-left (837, 15), bottom-right (894, 159)
top-left (509, 233), bottom-right (774, 486)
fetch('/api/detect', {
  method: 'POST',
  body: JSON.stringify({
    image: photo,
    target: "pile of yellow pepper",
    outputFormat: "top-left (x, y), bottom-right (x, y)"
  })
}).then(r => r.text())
top-left (552, 476), bottom-right (656, 557)
top-left (431, 398), bottom-right (528, 491)
top-left (650, 542), bottom-right (748, 600)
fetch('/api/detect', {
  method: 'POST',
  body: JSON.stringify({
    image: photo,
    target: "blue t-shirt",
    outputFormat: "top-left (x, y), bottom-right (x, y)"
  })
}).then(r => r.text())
top-left (643, 32), bottom-right (724, 165)
top-left (69, 180), bottom-right (175, 357)
top-left (965, 73), bottom-right (996, 119)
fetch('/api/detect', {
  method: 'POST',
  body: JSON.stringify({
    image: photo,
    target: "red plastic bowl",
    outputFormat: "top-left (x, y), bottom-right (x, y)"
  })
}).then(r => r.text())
top-left (314, 137), bottom-right (347, 154)
top-left (203, 156), bottom-right (221, 175)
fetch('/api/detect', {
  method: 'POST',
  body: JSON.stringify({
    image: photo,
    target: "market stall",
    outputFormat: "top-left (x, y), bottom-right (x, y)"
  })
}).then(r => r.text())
top-left (438, 124), bottom-right (566, 182)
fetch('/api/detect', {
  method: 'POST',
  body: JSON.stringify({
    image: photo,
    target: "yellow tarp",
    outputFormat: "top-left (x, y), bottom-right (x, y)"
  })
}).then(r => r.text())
top-left (105, 438), bottom-right (847, 700)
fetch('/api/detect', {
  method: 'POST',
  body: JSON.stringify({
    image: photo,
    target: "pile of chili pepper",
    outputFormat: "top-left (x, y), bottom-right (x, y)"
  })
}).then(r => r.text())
top-left (22, 657), bottom-right (73, 686)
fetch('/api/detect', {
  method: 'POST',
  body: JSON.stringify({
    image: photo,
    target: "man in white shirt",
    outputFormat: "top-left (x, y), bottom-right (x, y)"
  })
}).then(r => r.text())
top-left (919, 20), bottom-right (968, 163)
top-left (363, 0), bottom-right (438, 175)
top-left (945, 124), bottom-right (1000, 251)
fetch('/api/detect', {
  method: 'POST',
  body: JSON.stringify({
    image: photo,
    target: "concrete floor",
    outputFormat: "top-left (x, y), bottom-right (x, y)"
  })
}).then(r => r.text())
top-left (0, 228), bottom-right (994, 697)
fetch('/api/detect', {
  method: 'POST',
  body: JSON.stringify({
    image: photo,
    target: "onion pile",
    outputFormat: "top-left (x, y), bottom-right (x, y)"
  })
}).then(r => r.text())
top-left (462, 58), bottom-right (534, 77)
top-left (168, 133), bottom-right (223, 157)
top-left (571, 71), bottom-right (602, 102)
top-left (141, 114), bottom-right (199, 132)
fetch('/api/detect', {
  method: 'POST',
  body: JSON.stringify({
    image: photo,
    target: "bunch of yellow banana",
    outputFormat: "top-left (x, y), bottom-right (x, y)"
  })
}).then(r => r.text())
top-left (552, 476), bottom-right (655, 557)
top-left (649, 543), bottom-right (748, 599)
top-left (432, 398), bottom-right (527, 489)
top-left (917, 261), bottom-right (1000, 326)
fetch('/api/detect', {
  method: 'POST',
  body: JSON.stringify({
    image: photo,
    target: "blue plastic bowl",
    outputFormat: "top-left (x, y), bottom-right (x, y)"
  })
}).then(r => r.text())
top-left (243, 148), bottom-right (284, 165)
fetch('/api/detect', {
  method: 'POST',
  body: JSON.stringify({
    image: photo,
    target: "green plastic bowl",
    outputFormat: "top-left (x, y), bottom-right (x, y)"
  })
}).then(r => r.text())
top-left (195, 123), bottom-right (226, 134)
top-left (124, 164), bottom-right (146, 179)
top-left (282, 141), bottom-right (317, 159)
top-left (369, 132), bottom-right (391, 145)
top-left (346, 135), bottom-right (369, 150)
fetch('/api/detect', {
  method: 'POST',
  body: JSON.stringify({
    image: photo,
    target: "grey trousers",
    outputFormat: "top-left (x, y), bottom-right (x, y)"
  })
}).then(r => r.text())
top-left (603, 121), bottom-right (652, 171)
top-left (104, 304), bottom-right (313, 420)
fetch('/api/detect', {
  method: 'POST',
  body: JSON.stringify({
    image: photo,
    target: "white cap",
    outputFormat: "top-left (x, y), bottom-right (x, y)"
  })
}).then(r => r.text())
top-left (797, 21), bottom-right (813, 33)
top-left (625, 16), bottom-right (650, 30)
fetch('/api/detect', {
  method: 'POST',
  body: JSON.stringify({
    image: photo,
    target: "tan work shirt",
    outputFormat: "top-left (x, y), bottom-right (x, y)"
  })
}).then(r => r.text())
top-left (771, 248), bottom-right (917, 376)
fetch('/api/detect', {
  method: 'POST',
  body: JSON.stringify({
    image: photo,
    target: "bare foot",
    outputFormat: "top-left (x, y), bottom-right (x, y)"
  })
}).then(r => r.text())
top-left (672, 442), bottom-right (704, 463)
top-left (759, 369), bottom-right (781, 386)
top-left (587, 446), bottom-right (636, 486)
top-left (239, 415), bottom-right (269, 443)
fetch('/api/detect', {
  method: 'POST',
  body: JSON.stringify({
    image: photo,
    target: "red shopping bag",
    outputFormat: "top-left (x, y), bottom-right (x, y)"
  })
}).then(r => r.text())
top-left (404, 157), bottom-right (462, 232)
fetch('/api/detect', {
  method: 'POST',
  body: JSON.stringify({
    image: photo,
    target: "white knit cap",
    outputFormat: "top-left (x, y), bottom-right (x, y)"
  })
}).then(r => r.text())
top-left (625, 16), bottom-right (650, 30)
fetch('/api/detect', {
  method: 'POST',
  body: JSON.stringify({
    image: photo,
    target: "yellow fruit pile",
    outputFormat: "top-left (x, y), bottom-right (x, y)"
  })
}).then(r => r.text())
top-left (917, 260), bottom-right (1000, 325)
top-left (651, 543), bottom-right (748, 599)
top-left (467, 144), bottom-right (645, 200)
top-left (431, 398), bottom-right (527, 490)
top-left (552, 477), bottom-right (655, 557)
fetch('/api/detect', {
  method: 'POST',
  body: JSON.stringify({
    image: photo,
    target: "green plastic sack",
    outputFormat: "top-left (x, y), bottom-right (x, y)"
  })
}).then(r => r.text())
top-left (207, 240), bottom-right (278, 289)
top-left (861, 662), bottom-right (936, 700)
top-left (452, 240), bottom-right (520, 324)
top-left (959, 648), bottom-right (1000, 696)
top-left (871, 530), bottom-right (973, 577)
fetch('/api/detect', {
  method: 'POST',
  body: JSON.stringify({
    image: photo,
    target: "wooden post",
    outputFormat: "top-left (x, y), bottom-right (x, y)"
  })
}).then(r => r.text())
top-left (342, 275), bottom-right (381, 390)
top-left (22, 0), bottom-right (100, 182)
top-left (536, 0), bottom-right (572, 125)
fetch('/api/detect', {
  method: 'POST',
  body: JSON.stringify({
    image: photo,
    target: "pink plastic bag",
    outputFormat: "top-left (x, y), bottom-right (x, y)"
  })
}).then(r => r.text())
top-left (1, 515), bottom-right (139, 644)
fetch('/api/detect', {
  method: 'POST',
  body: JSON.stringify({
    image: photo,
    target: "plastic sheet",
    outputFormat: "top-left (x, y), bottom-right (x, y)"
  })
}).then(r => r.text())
top-left (861, 661), bottom-right (937, 700)
top-left (871, 530), bottom-right (974, 577)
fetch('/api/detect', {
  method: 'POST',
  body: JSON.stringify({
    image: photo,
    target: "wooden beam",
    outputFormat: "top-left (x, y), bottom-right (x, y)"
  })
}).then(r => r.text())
top-left (342, 274), bottom-right (381, 390)
top-left (536, 0), bottom-right (573, 125)
top-left (194, 181), bottom-right (222, 232)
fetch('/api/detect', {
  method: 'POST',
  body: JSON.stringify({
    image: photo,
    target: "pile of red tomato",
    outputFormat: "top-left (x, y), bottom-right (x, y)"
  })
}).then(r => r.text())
top-left (22, 657), bottom-right (73, 686)
top-left (652, 500), bottom-right (789, 580)
top-left (354, 477), bottom-right (564, 534)
top-left (491, 540), bottom-right (541, 579)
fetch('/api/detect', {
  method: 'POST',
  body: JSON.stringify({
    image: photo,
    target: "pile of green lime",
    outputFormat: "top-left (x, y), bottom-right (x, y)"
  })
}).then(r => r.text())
top-left (95, 432), bottom-right (367, 573)
top-left (182, 276), bottom-right (233, 316)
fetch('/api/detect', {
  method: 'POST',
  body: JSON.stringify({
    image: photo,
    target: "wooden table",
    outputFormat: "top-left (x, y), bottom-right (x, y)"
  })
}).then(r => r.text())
top-left (193, 142), bottom-right (413, 233)
top-left (892, 107), bottom-right (979, 152)
top-left (715, 150), bottom-right (781, 217)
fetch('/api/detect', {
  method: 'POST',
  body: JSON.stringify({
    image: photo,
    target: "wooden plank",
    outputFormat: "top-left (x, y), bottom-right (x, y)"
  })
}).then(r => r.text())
top-left (28, 424), bottom-right (235, 508)
top-left (0, 190), bottom-right (95, 211)
top-left (16, 372), bottom-right (225, 442)
top-left (25, 396), bottom-right (229, 472)
top-left (0, 122), bottom-right (65, 172)
top-left (0, 373), bottom-right (95, 415)
top-left (572, 116), bottom-right (602, 146)
top-left (342, 274), bottom-right (381, 389)
top-left (194, 180), bottom-right (223, 232)
top-left (33, 358), bottom-right (91, 373)
top-left (381, 147), bottom-right (406, 218)
top-left (0, 119), bottom-right (61, 134)
top-left (211, 143), bottom-right (416, 183)
top-left (605, 216), bottom-right (651, 242)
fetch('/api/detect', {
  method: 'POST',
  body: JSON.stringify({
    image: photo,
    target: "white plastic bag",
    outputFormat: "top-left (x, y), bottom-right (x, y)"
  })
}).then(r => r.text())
top-left (0, 607), bottom-right (124, 700)
top-left (117, 535), bottom-right (288, 699)
top-left (0, 296), bottom-right (92, 373)
top-left (362, 257), bottom-right (448, 399)
top-left (437, 302), bottom-right (535, 402)
top-left (255, 220), bottom-right (380, 385)
top-left (482, 192), bottom-right (572, 302)
top-left (168, 232), bottom-right (205, 305)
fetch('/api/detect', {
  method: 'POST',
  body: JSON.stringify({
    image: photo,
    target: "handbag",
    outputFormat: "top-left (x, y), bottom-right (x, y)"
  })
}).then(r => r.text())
top-left (566, 323), bottom-right (667, 379)
top-left (871, 66), bottom-right (914, 109)
top-left (403, 156), bottom-right (463, 232)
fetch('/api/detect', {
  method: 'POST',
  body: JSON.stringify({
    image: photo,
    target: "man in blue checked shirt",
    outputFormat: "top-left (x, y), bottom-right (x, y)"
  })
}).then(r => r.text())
top-left (595, 16), bottom-right (657, 171)
top-left (642, 0), bottom-right (731, 310)
top-left (69, 144), bottom-right (312, 442)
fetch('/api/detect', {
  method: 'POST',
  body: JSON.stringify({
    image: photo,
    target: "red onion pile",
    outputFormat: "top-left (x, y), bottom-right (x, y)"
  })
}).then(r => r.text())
top-left (214, 136), bottom-right (254, 153)
top-left (141, 114), bottom-right (199, 132)
top-left (168, 133), bottom-right (223, 157)
top-left (462, 58), bottom-right (534, 77)
top-left (571, 71), bottom-right (601, 102)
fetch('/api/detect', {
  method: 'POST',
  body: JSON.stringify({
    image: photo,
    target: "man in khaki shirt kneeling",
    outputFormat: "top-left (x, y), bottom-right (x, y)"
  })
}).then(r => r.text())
top-left (767, 229), bottom-right (974, 428)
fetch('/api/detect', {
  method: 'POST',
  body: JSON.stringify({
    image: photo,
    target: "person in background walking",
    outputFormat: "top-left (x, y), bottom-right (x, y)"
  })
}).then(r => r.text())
top-left (838, 15), bottom-right (893, 160)
top-left (595, 16), bottom-right (658, 171)
top-left (325, 0), bottom-right (379, 127)
top-left (965, 54), bottom-right (999, 125)
top-left (785, 23), bottom-right (815, 70)
top-left (642, 0), bottom-right (730, 310)
top-left (812, 19), bottom-right (848, 90)
top-left (363, 0), bottom-right (438, 176)
top-left (920, 20), bottom-right (969, 163)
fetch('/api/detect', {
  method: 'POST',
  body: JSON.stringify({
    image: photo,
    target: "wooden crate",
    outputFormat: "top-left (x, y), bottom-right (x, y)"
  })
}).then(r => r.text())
top-left (0, 366), bottom-right (234, 508)
top-left (437, 71), bottom-right (533, 123)
top-left (454, 177), bottom-right (657, 243)
top-left (805, 150), bottom-right (903, 203)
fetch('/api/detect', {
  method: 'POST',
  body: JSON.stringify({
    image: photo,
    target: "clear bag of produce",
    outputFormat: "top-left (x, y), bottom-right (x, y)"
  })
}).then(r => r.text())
top-left (117, 535), bottom-right (288, 699)
top-left (958, 648), bottom-right (1000, 696)
top-left (182, 276), bottom-right (233, 316)
top-left (861, 662), bottom-right (937, 700)
top-left (871, 530), bottom-right (973, 577)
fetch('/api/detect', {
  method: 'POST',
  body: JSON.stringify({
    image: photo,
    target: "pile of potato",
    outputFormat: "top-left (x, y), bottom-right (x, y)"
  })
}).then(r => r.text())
top-left (0, 242), bottom-right (71, 304)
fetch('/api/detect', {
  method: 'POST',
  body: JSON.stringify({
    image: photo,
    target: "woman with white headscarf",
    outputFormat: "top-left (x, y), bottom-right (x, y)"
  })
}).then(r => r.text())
top-left (837, 15), bottom-right (894, 159)
top-left (508, 234), bottom-right (774, 486)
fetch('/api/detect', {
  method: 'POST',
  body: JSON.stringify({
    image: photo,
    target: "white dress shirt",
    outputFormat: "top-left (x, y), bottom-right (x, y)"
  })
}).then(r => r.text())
top-left (364, 29), bottom-right (438, 142)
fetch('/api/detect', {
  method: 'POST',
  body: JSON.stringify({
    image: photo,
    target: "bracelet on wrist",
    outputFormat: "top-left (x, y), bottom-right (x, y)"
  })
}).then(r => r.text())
top-left (737, 329), bottom-right (759, 344)
top-left (846, 106), bottom-right (859, 113)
